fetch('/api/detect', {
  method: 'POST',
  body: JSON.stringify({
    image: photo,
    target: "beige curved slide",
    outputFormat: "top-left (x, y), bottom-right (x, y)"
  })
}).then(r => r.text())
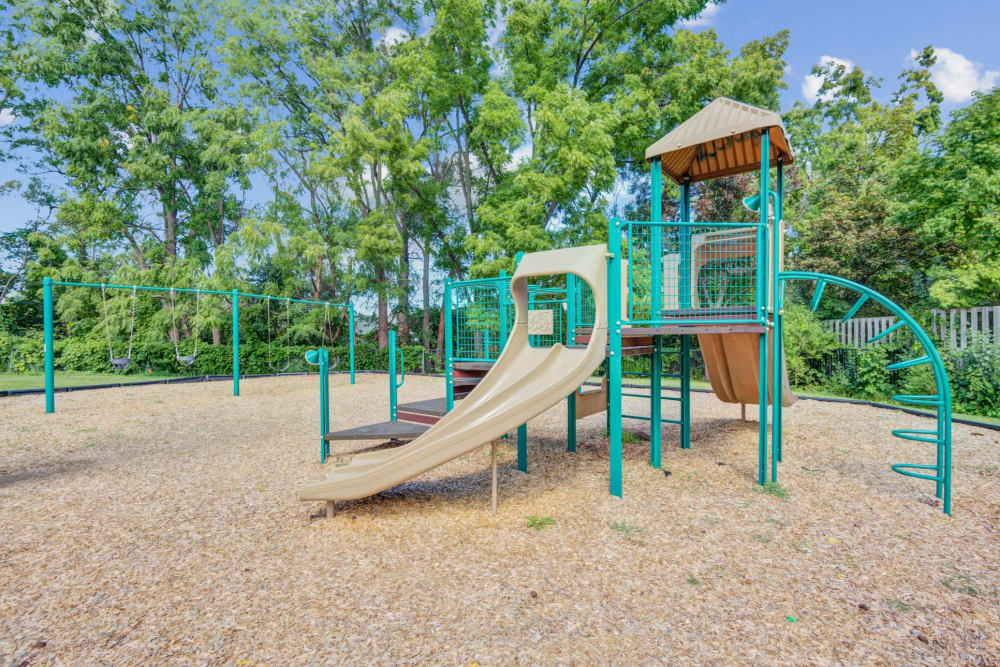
top-left (698, 332), bottom-right (796, 407)
top-left (298, 244), bottom-right (609, 506)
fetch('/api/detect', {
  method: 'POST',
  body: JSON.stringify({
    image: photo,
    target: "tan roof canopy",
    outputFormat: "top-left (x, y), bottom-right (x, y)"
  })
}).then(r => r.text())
top-left (645, 97), bottom-right (794, 184)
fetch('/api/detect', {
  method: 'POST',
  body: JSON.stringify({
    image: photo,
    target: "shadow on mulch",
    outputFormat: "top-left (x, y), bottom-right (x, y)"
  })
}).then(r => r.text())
top-left (0, 458), bottom-right (97, 489)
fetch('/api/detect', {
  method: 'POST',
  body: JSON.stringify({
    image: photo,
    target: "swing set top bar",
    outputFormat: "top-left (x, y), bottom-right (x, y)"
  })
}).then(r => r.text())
top-left (47, 279), bottom-right (350, 309)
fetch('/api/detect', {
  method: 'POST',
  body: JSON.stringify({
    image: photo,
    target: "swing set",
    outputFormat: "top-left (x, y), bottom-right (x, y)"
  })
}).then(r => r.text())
top-left (41, 278), bottom-right (356, 414)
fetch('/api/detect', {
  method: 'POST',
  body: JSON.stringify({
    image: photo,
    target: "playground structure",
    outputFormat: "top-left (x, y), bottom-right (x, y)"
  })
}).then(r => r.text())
top-left (301, 97), bottom-right (954, 516)
top-left (40, 279), bottom-right (356, 413)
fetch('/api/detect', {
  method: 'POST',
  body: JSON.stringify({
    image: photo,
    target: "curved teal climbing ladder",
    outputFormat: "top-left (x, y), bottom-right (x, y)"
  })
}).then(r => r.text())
top-left (780, 271), bottom-right (953, 515)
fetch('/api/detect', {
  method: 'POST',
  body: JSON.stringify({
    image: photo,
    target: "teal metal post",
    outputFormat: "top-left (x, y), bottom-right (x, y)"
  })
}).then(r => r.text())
top-left (651, 158), bottom-right (663, 320)
top-left (567, 391), bottom-right (577, 452)
top-left (608, 217), bottom-right (624, 497)
top-left (389, 330), bottom-right (398, 421)
top-left (566, 274), bottom-right (577, 343)
top-left (757, 129), bottom-right (771, 484)
top-left (306, 348), bottom-right (330, 462)
top-left (650, 158), bottom-right (664, 463)
top-left (679, 181), bottom-right (692, 450)
top-left (322, 350), bottom-right (329, 461)
top-left (650, 336), bottom-right (662, 466)
top-left (43, 277), bottom-right (54, 414)
top-left (444, 278), bottom-right (454, 412)
top-left (499, 270), bottom-right (509, 347)
top-left (232, 289), bottom-right (240, 397)
top-left (349, 302), bottom-right (356, 384)
top-left (566, 273), bottom-right (578, 452)
top-left (772, 160), bottom-right (784, 472)
top-left (517, 424), bottom-right (527, 472)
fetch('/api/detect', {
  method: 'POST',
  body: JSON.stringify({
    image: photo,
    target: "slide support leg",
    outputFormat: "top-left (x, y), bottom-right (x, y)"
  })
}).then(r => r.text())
top-left (567, 391), bottom-right (577, 452)
top-left (680, 335), bottom-right (691, 449)
top-left (517, 424), bottom-right (527, 472)
top-left (650, 336), bottom-right (662, 467)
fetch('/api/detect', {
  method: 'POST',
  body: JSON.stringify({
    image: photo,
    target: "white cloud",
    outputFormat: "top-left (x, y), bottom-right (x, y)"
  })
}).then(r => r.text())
top-left (0, 109), bottom-right (14, 127)
top-left (802, 55), bottom-right (855, 104)
top-left (378, 27), bottom-right (408, 49)
top-left (915, 46), bottom-right (999, 103)
top-left (678, 3), bottom-right (721, 29)
top-left (510, 142), bottom-right (532, 165)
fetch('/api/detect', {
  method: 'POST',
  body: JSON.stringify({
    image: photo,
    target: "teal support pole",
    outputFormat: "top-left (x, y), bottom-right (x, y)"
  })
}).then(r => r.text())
top-left (566, 274), bottom-right (577, 344)
top-left (679, 182), bottom-right (692, 450)
top-left (608, 217), bottom-right (624, 497)
top-left (758, 129), bottom-right (771, 484)
top-left (232, 289), bottom-right (240, 397)
top-left (499, 270), bottom-right (509, 354)
top-left (517, 424), bottom-right (527, 472)
top-left (651, 158), bottom-right (663, 321)
top-left (322, 350), bottom-right (330, 461)
top-left (773, 160), bottom-right (784, 470)
top-left (680, 335), bottom-right (691, 449)
top-left (349, 302), bottom-right (356, 384)
top-left (389, 330), bottom-right (398, 421)
top-left (567, 391), bottom-right (577, 452)
top-left (650, 335), bottom-right (662, 466)
top-left (306, 348), bottom-right (330, 462)
top-left (43, 277), bottom-right (54, 414)
top-left (444, 278), bottom-right (454, 412)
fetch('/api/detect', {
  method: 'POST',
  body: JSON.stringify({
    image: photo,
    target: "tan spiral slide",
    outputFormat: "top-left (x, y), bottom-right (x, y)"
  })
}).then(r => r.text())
top-left (298, 244), bottom-right (610, 507)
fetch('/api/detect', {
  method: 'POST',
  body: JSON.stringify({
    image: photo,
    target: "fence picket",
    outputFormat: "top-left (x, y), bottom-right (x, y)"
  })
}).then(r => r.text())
top-left (824, 305), bottom-right (1000, 349)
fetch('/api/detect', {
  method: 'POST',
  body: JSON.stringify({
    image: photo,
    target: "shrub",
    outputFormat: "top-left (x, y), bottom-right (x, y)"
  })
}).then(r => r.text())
top-left (782, 303), bottom-right (840, 387)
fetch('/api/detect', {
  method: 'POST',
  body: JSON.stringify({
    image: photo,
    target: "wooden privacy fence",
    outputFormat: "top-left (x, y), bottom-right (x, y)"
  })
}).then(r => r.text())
top-left (823, 316), bottom-right (899, 349)
top-left (824, 306), bottom-right (1000, 350)
top-left (929, 306), bottom-right (1000, 350)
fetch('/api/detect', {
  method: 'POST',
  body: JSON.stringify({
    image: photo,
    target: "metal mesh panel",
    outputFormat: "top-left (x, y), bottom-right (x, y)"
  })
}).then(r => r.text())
top-left (627, 221), bottom-right (763, 325)
top-left (526, 286), bottom-right (566, 348)
top-left (452, 278), bottom-right (507, 362)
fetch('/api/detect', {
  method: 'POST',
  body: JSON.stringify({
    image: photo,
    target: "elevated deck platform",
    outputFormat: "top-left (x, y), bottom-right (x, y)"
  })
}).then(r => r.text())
top-left (324, 420), bottom-right (430, 442)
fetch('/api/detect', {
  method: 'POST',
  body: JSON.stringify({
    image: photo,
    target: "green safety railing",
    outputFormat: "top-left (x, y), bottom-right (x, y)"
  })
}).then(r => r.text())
top-left (41, 277), bottom-right (355, 413)
top-left (618, 220), bottom-right (767, 327)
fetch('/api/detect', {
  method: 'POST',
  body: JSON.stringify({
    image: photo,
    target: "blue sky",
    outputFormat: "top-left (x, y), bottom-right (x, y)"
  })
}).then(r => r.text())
top-left (691, 0), bottom-right (999, 113)
top-left (1, 0), bottom-right (997, 234)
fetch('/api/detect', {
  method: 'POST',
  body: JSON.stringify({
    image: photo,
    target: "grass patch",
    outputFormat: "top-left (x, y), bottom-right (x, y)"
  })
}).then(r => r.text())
top-left (752, 532), bottom-right (773, 544)
top-left (888, 599), bottom-right (913, 613)
top-left (0, 371), bottom-right (185, 392)
top-left (941, 575), bottom-right (980, 596)
top-left (685, 576), bottom-right (700, 585)
top-left (525, 515), bottom-right (555, 531)
top-left (753, 481), bottom-right (788, 499)
top-left (609, 521), bottom-right (646, 538)
top-left (600, 429), bottom-right (642, 444)
top-left (790, 538), bottom-right (809, 553)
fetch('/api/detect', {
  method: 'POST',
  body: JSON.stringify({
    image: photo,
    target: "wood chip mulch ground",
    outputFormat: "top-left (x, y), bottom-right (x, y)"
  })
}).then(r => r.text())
top-left (1, 373), bottom-right (998, 664)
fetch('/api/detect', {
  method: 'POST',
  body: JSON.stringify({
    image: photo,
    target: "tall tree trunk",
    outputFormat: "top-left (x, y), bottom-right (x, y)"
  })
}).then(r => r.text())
top-left (212, 327), bottom-right (221, 345)
top-left (376, 266), bottom-right (389, 348)
top-left (421, 239), bottom-right (431, 352)
top-left (398, 232), bottom-right (410, 342)
top-left (436, 292), bottom-right (446, 367)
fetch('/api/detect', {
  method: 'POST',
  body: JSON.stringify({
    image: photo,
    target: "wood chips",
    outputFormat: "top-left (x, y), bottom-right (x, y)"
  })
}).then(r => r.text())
top-left (1, 374), bottom-right (998, 664)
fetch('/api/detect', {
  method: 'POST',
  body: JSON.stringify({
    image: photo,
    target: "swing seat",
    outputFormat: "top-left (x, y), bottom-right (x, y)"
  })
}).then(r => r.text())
top-left (269, 362), bottom-right (290, 373)
top-left (110, 357), bottom-right (132, 371)
top-left (176, 354), bottom-right (197, 367)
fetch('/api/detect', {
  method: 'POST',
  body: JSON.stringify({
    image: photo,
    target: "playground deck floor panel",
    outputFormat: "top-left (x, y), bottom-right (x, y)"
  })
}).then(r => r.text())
top-left (1, 374), bottom-right (998, 664)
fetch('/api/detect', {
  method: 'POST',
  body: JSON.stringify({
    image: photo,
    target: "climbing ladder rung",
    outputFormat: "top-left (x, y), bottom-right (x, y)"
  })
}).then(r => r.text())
top-left (809, 280), bottom-right (827, 312)
top-left (892, 394), bottom-right (944, 406)
top-left (891, 463), bottom-right (944, 483)
top-left (868, 319), bottom-right (905, 344)
top-left (886, 355), bottom-right (932, 371)
top-left (892, 428), bottom-right (943, 445)
top-left (841, 294), bottom-right (869, 322)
